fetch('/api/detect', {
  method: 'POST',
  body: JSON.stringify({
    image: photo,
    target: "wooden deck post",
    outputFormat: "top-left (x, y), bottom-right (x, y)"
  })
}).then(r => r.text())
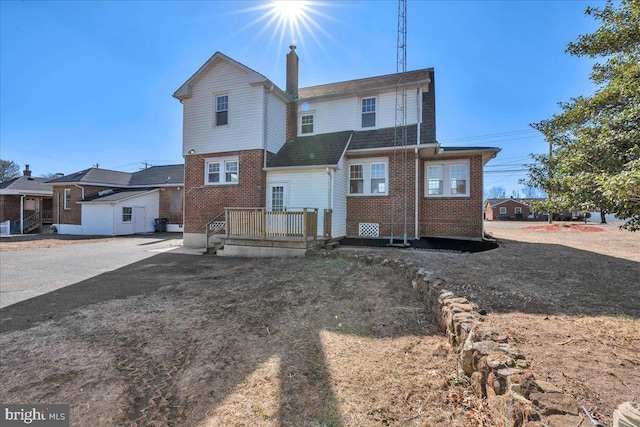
top-left (302, 208), bottom-right (308, 242)
top-left (261, 208), bottom-right (266, 240)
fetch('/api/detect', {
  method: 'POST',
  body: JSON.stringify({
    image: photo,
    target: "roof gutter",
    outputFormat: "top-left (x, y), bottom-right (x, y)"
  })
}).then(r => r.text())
top-left (263, 164), bottom-right (339, 172)
top-left (347, 143), bottom-right (431, 156)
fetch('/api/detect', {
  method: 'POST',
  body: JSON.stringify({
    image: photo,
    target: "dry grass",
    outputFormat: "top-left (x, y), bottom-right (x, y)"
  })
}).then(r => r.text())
top-left (0, 255), bottom-right (493, 426)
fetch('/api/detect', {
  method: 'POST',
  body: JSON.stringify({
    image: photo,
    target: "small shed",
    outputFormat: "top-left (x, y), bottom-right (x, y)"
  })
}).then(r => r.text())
top-left (78, 189), bottom-right (160, 235)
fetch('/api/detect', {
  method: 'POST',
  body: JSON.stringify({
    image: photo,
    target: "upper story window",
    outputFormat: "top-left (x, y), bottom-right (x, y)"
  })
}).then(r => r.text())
top-left (215, 94), bottom-right (229, 126)
top-left (205, 156), bottom-right (239, 185)
top-left (349, 158), bottom-right (388, 195)
top-left (301, 114), bottom-right (314, 134)
top-left (425, 160), bottom-right (470, 197)
top-left (63, 189), bottom-right (71, 210)
top-left (361, 97), bottom-right (376, 128)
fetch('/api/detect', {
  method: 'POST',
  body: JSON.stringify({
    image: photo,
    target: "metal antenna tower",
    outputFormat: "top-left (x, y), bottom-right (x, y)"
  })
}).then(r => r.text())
top-left (391, 0), bottom-right (408, 246)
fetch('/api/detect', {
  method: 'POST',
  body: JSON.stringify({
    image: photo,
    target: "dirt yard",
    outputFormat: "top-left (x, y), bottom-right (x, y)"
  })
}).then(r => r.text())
top-left (1, 223), bottom-right (638, 426)
top-left (0, 251), bottom-right (490, 426)
top-left (339, 221), bottom-right (639, 425)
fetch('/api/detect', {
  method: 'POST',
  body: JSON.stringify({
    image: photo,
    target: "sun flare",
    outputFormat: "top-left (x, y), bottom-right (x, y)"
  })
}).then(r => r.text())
top-left (272, 0), bottom-right (307, 22)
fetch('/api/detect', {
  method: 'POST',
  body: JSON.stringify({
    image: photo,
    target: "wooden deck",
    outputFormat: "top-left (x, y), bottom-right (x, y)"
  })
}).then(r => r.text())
top-left (203, 208), bottom-right (333, 254)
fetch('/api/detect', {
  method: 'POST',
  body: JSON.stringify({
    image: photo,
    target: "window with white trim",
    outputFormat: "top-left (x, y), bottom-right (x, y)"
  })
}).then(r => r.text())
top-left (499, 207), bottom-right (507, 215)
top-left (300, 114), bottom-right (314, 134)
top-left (63, 189), bottom-right (71, 210)
top-left (205, 156), bottom-right (239, 185)
top-left (361, 97), bottom-right (376, 128)
top-left (215, 94), bottom-right (228, 126)
top-left (515, 207), bottom-right (522, 214)
top-left (424, 160), bottom-right (470, 197)
top-left (349, 164), bottom-right (364, 194)
top-left (348, 158), bottom-right (388, 195)
top-left (122, 207), bottom-right (132, 222)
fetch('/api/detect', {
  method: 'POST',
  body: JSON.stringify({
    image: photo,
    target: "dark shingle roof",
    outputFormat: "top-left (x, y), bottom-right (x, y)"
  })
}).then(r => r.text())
top-left (267, 131), bottom-right (352, 168)
top-left (298, 69), bottom-right (432, 99)
top-left (0, 176), bottom-right (53, 193)
top-left (129, 165), bottom-right (184, 185)
top-left (48, 165), bottom-right (184, 186)
top-left (348, 124), bottom-right (433, 150)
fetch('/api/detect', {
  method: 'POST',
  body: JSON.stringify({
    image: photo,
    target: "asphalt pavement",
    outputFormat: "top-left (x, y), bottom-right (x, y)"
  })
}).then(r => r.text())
top-left (0, 233), bottom-right (194, 309)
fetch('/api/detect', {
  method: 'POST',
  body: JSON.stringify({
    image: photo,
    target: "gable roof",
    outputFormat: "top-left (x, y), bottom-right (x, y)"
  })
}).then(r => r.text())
top-left (47, 165), bottom-right (184, 187)
top-left (173, 51), bottom-right (288, 101)
top-left (298, 69), bottom-right (432, 100)
top-left (79, 189), bottom-right (159, 204)
top-left (485, 198), bottom-right (547, 208)
top-left (266, 131), bottom-right (352, 168)
top-left (0, 176), bottom-right (53, 195)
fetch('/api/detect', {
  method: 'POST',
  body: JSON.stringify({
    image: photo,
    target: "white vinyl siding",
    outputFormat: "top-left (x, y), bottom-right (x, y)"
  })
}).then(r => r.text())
top-left (425, 160), bottom-right (470, 197)
top-left (205, 156), bottom-right (239, 185)
top-left (296, 89), bottom-right (420, 135)
top-left (331, 158), bottom-right (348, 237)
top-left (79, 191), bottom-right (160, 236)
top-left (348, 158), bottom-right (388, 196)
top-left (182, 60), bottom-right (263, 155)
top-left (266, 90), bottom-right (287, 154)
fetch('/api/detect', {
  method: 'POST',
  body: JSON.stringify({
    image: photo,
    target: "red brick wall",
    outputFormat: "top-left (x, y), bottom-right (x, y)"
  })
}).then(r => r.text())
top-left (184, 149), bottom-right (266, 234)
top-left (346, 151), bottom-right (418, 239)
top-left (52, 185), bottom-right (109, 225)
top-left (159, 187), bottom-right (183, 224)
top-left (490, 200), bottom-right (531, 220)
top-left (419, 155), bottom-right (484, 239)
top-left (0, 195), bottom-right (21, 223)
top-left (346, 152), bottom-right (485, 240)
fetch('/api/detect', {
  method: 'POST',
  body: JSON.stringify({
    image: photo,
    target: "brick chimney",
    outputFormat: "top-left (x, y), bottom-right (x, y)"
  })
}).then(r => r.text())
top-left (23, 164), bottom-right (32, 177)
top-left (286, 45), bottom-right (299, 141)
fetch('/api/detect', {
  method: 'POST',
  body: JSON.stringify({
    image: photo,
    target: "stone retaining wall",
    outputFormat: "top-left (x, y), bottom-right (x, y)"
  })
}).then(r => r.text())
top-left (319, 250), bottom-right (584, 427)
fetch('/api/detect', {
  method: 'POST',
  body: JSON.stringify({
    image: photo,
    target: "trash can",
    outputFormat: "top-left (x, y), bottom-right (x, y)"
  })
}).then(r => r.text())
top-left (154, 218), bottom-right (168, 232)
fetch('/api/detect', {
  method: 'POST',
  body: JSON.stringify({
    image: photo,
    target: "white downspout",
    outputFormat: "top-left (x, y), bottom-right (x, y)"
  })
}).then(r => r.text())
top-left (20, 195), bottom-right (25, 234)
top-left (415, 147), bottom-right (419, 240)
top-left (57, 192), bottom-right (60, 227)
top-left (74, 184), bottom-right (85, 200)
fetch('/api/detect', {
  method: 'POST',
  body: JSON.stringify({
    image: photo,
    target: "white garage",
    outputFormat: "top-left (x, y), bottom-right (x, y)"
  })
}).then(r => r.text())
top-left (78, 189), bottom-right (160, 236)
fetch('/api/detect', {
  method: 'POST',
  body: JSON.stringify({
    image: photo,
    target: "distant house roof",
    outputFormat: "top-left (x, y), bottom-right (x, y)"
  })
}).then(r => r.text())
top-left (0, 176), bottom-right (53, 195)
top-left (48, 165), bottom-right (184, 187)
top-left (298, 69), bottom-right (433, 100)
top-left (485, 198), bottom-right (547, 208)
top-left (266, 131), bottom-right (352, 168)
top-left (79, 189), bottom-right (159, 204)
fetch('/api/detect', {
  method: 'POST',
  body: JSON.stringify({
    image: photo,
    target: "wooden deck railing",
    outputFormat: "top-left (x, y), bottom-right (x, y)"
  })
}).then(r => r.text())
top-left (225, 207), bottom-right (319, 241)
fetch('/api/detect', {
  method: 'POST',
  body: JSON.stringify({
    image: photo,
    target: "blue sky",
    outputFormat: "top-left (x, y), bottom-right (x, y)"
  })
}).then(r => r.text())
top-left (1, 0), bottom-right (599, 194)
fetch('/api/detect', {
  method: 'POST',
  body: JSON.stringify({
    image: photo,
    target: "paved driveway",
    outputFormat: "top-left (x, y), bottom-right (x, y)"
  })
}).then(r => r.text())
top-left (0, 234), bottom-right (190, 308)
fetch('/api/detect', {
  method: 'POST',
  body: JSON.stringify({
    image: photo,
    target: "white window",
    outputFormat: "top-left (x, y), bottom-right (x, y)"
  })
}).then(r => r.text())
top-left (427, 165), bottom-right (444, 196)
top-left (348, 158), bottom-right (388, 195)
top-left (515, 207), bottom-right (522, 214)
top-left (63, 189), bottom-right (71, 210)
top-left (300, 114), bottom-right (314, 134)
top-left (361, 97), bottom-right (376, 128)
top-left (424, 161), bottom-right (470, 197)
top-left (122, 207), bottom-right (132, 222)
top-left (349, 164), bottom-right (364, 194)
top-left (205, 156), bottom-right (239, 185)
top-left (499, 207), bottom-right (507, 215)
top-left (370, 162), bottom-right (387, 194)
top-left (215, 94), bottom-right (228, 126)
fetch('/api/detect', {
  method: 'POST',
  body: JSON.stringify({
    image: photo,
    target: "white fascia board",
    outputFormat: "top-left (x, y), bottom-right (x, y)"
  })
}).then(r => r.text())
top-left (298, 79), bottom-right (431, 103)
top-left (491, 199), bottom-right (530, 208)
top-left (347, 143), bottom-right (429, 156)
top-left (0, 189), bottom-right (53, 196)
top-left (263, 164), bottom-right (338, 172)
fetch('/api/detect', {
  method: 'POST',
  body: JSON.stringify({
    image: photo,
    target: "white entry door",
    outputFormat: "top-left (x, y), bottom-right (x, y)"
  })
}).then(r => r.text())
top-left (267, 183), bottom-right (288, 212)
top-left (133, 206), bottom-right (146, 234)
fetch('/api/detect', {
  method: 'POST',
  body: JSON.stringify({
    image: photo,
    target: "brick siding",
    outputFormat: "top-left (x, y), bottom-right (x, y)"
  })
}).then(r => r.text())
top-left (0, 195), bottom-right (21, 223)
top-left (184, 149), bottom-right (266, 234)
top-left (52, 185), bottom-right (110, 225)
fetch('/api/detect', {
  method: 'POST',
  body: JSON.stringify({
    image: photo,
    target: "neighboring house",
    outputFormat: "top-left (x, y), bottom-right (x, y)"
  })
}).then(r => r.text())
top-left (174, 46), bottom-right (499, 248)
top-left (485, 198), bottom-right (550, 221)
top-left (47, 165), bottom-right (184, 235)
top-left (0, 165), bottom-right (53, 234)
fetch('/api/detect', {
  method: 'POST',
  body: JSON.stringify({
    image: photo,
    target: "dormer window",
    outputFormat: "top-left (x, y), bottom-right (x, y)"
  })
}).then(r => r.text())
top-left (215, 94), bottom-right (228, 126)
top-left (361, 97), bottom-right (376, 128)
top-left (301, 114), bottom-right (314, 134)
